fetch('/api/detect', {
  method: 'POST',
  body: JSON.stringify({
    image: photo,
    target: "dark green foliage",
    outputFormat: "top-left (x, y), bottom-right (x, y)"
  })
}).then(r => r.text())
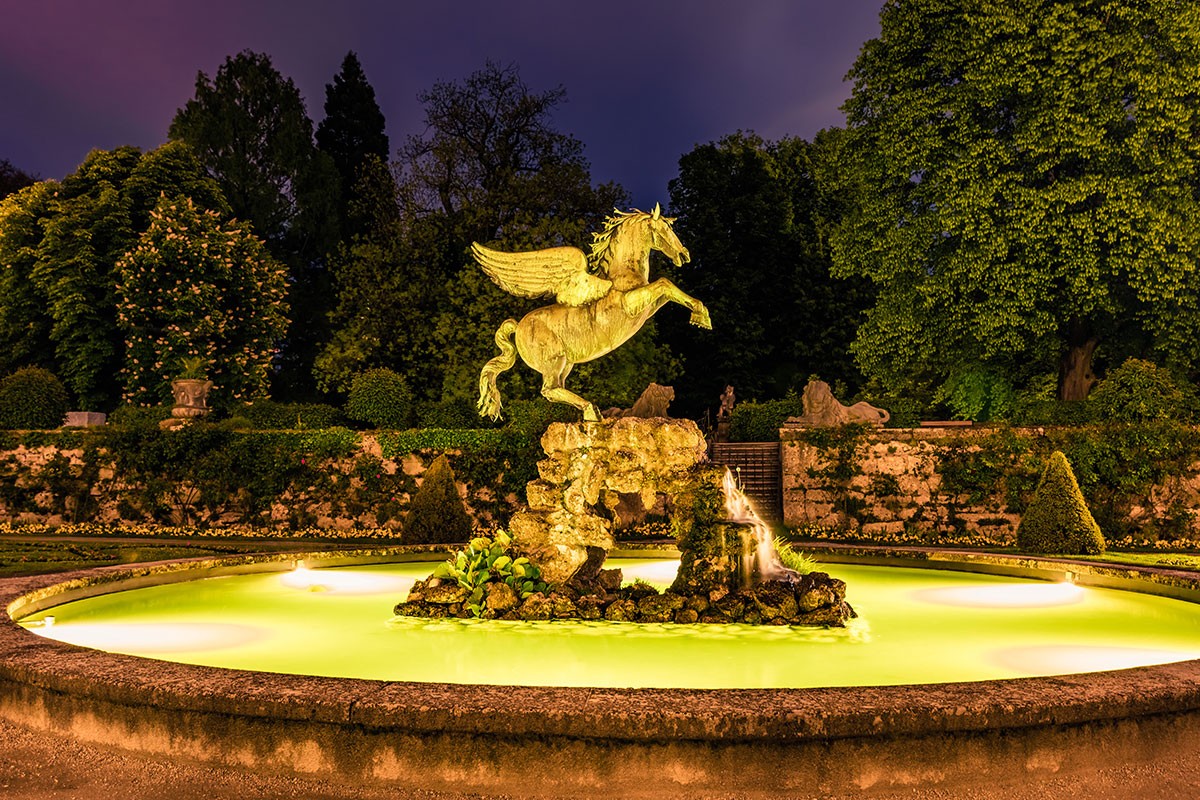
top-left (662, 132), bottom-right (870, 417)
top-left (0, 143), bottom-right (230, 410)
top-left (345, 368), bottom-right (414, 429)
top-left (728, 395), bottom-right (804, 442)
top-left (937, 427), bottom-right (1041, 510)
top-left (403, 454), bottom-right (473, 545)
top-left (0, 159), bottom-right (36, 200)
top-left (376, 425), bottom-right (543, 516)
top-left (316, 51), bottom-right (389, 239)
top-left (0, 367), bottom-right (69, 429)
top-left (414, 398), bottom-right (481, 429)
top-left (935, 367), bottom-right (1016, 423)
top-left (107, 404), bottom-right (172, 427)
top-left (1088, 359), bottom-right (1194, 423)
top-left (239, 400), bottom-right (346, 430)
top-left (1017, 451), bottom-right (1105, 555)
top-left (394, 62), bottom-right (648, 407)
top-left (501, 399), bottom-right (577, 436)
top-left (95, 423), bottom-right (361, 526)
top-left (798, 424), bottom-right (870, 489)
top-left (169, 49), bottom-right (342, 401)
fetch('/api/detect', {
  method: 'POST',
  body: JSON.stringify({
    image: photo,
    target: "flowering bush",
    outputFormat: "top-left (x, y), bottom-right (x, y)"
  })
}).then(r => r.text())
top-left (115, 196), bottom-right (288, 406)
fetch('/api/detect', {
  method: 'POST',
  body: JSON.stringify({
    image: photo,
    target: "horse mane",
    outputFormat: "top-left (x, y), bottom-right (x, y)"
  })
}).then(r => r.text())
top-left (588, 208), bottom-right (673, 274)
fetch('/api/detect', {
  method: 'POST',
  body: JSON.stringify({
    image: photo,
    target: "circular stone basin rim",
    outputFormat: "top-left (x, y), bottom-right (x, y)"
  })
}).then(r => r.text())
top-left (4, 546), bottom-right (1200, 743)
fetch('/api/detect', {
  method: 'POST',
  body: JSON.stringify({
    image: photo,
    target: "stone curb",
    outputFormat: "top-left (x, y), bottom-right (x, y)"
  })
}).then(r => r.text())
top-left (0, 546), bottom-right (1199, 794)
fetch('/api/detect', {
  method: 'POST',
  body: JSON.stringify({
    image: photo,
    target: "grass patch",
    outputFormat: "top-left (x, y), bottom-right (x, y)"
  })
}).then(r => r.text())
top-left (1069, 551), bottom-right (1200, 572)
top-left (0, 539), bottom-right (326, 578)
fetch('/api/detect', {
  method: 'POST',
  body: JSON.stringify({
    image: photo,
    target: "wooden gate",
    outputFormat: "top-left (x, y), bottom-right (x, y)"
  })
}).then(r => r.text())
top-left (708, 442), bottom-right (783, 523)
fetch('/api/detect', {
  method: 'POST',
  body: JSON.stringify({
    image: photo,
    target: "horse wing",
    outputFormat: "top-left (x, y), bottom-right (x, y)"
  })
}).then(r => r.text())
top-left (472, 243), bottom-right (612, 307)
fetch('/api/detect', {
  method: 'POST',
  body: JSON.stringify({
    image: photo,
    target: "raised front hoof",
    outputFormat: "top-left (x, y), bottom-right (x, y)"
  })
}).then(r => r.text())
top-left (690, 308), bottom-right (712, 329)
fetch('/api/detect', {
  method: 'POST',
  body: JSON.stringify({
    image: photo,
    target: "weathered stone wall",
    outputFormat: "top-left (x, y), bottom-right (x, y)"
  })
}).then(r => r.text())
top-left (0, 436), bottom-right (518, 531)
top-left (781, 425), bottom-right (1200, 543)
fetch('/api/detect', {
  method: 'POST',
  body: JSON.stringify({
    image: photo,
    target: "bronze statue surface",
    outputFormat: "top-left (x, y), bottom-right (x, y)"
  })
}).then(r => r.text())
top-left (476, 205), bottom-right (710, 421)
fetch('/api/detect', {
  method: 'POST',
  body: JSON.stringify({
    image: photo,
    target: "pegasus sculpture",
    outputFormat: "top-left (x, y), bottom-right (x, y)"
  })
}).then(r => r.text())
top-left (476, 204), bottom-right (710, 422)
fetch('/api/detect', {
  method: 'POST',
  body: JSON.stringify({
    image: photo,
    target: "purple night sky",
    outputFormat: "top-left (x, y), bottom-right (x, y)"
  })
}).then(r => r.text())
top-left (0, 1), bottom-right (883, 208)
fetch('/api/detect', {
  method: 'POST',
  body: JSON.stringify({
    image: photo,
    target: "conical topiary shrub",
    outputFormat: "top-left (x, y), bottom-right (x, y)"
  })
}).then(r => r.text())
top-left (1016, 451), bottom-right (1105, 555)
top-left (403, 454), bottom-right (473, 545)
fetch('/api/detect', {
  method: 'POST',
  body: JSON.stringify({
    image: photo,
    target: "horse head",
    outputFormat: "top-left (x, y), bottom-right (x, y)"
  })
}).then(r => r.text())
top-left (647, 203), bottom-right (690, 266)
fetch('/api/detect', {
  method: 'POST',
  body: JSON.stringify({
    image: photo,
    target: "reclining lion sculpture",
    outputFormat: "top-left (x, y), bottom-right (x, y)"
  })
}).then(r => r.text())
top-left (786, 379), bottom-right (889, 427)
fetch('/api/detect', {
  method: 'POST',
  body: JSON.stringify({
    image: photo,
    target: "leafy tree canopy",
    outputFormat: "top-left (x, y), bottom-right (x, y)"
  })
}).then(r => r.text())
top-left (830, 0), bottom-right (1200, 402)
top-left (0, 143), bottom-right (230, 409)
top-left (320, 62), bottom-right (665, 411)
top-left (115, 195), bottom-right (289, 407)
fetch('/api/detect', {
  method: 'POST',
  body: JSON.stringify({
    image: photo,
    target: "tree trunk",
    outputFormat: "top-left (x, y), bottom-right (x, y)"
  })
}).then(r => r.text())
top-left (1058, 337), bottom-right (1098, 401)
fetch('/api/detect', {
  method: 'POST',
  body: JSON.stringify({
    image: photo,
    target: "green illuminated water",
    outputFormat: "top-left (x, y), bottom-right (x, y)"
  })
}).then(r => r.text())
top-left (20, 558), bottom-right (1200, 689)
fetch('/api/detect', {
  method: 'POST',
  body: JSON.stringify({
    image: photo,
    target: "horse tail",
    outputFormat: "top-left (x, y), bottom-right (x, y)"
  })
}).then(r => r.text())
top-left (478, 318), bottom-right (519, 421)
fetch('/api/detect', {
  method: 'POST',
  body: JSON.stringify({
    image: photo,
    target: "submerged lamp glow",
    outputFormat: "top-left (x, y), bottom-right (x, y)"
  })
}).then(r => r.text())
top-left (913, 580), bottom-right (1087, 609)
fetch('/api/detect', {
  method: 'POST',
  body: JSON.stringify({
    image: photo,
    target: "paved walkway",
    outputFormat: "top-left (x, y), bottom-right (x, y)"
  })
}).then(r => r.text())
top-left (3, 714), bottom-right (1200, 800)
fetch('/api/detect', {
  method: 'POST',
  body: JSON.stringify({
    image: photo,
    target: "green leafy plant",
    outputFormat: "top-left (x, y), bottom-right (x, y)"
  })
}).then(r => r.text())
top-left (773, 537), bottom-right (818, 575)
top-left (115, 195), bottom-right (288, 407)
top-left (729, 394), bottom-right (805, 442)
top-left (0, 367), bottom-right (70, 429)
top-left (935, 367), bottom-right (1016, 422)
top-left (177, 356), bottom-right (208, 380)
top-left (238, 399), bottom-right (346, 430)
top-left (431, 530), bottom-right (548, 616)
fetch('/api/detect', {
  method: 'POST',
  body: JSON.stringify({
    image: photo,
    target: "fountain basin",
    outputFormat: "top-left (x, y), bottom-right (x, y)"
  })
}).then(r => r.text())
top-left (4, 546), bottom-right (1200, 796)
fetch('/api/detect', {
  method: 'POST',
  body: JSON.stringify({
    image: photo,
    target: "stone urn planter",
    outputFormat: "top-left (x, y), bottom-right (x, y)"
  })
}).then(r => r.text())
top-left (160, 378), bottom-right (213, 429)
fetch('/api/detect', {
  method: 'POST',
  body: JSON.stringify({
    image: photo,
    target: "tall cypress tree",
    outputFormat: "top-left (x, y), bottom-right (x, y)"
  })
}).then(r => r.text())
top-left (316, 51), bottom-right (390, 238)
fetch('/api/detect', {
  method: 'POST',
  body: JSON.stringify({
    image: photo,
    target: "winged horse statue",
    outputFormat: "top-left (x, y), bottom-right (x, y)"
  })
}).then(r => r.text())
top-left (475, 204), bottom-right (710, 422)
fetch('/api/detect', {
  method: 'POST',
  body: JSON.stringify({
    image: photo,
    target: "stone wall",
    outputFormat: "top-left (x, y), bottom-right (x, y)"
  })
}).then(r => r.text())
top-left (780, 425), bottom-right (1200, 543)
top-left (0, 436), bottom-right (519, 531)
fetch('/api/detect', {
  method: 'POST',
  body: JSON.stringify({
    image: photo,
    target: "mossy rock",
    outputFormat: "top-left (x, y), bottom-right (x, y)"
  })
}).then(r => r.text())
top-left (1016, 451), bottom-right (1105, 555)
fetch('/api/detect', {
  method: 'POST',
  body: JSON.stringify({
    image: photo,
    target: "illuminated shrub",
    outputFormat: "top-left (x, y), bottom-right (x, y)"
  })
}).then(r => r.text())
top-left (1017, 451), bottom-right (1105, 555)
top-left (1088, 358), bottom-right (1193, 423)
top-left (403, 454), bottom-right (473, 545)
top-left (0, 367), bottom-right (69, 429)
top-left (345, 368), bottom-right (414, 430)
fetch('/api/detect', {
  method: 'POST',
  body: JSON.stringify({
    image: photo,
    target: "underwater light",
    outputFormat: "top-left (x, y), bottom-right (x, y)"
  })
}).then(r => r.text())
top-left (28, 622), bottom-right (265, 653)
top-left (279, 566), bottom-right (413, 596)
top-left (913, 581), bottom-right (1087, 609)
top-left (992, 644), bottom-right (1200, 674)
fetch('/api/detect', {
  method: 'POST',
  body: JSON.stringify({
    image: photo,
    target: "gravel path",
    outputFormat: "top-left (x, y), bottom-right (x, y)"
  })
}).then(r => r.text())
top-left (3, 715), bottom-right (1200, 800)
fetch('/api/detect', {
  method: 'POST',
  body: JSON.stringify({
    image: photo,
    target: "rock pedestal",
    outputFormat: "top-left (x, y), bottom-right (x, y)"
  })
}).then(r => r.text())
top-left (508, 417), bottom-right (706, 583)
top-left (397, 414), bottom-right (856, 627)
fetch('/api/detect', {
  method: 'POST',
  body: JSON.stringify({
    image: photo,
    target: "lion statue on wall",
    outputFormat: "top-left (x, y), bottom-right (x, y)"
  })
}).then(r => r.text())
top-left (788, 379), bottom-right (889, 427)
